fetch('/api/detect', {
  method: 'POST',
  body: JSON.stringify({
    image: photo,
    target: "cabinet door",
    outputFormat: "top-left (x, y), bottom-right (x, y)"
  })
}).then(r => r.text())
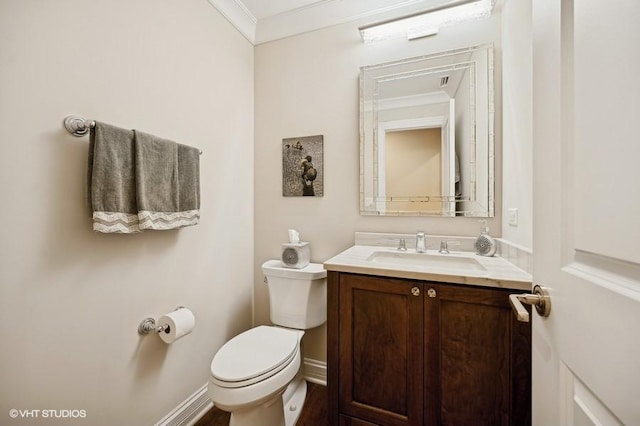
top-left (425, 284), bottom-right (531, 426)
top-left (339, 274), bottom-right (424, 426)
top-left (339, 415), bottom-right (379, 426)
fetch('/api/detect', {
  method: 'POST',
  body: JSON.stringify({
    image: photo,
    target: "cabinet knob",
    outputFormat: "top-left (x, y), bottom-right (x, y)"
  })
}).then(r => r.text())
top-left (427, 288), bottom-right (437, 298)
top-left (411, 286), bottom-right (420, 296)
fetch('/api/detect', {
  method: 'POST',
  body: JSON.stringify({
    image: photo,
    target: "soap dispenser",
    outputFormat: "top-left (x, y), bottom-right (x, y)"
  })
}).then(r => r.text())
top-left (475, 220), bottom-right (496, 257)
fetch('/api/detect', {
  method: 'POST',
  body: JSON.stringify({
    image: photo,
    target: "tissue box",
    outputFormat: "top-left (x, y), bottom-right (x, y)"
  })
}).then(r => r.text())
top-left (281, 242), bottom-right (310, 269)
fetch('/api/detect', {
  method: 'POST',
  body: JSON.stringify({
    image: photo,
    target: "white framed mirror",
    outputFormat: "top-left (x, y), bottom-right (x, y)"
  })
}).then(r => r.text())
top-left (360, 44), bottom-right (494, 217)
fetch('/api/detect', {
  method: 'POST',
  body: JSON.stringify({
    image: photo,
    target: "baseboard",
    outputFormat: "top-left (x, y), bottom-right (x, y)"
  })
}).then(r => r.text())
top-left (304, 357), bottom-right (327, 386)
top-left (155, 383), bottom-right (213, 426)
top-left (156, 359), bottom-right (325, 426)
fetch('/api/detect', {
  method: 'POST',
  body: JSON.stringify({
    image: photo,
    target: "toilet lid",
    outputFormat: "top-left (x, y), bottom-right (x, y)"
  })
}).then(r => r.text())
top-left (210, 326), bottom-right (300, 385)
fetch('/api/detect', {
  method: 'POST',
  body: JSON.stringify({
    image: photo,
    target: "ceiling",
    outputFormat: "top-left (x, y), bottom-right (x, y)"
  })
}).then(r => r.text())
top-left (208, 0), bottom-right (466, 45)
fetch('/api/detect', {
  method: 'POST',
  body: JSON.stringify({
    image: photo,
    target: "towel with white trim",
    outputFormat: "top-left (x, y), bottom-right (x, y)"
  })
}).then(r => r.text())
top-left (88, 122), bottom-right (200, 233)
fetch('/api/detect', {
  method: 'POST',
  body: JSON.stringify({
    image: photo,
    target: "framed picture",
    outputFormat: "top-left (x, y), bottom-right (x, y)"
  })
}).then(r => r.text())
top-left (282, 135), bottom-right (324, 197)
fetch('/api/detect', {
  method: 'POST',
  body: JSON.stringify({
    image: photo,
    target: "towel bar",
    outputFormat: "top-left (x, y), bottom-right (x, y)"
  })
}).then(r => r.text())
top-left (63, 115), bottom-right (95, 137)
top-left (63, 114), bottom-right (203, 154)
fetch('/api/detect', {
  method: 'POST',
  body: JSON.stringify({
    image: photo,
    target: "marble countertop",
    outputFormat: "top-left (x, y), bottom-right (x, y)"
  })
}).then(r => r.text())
top-left (324, 245), bottom-right (532, 291)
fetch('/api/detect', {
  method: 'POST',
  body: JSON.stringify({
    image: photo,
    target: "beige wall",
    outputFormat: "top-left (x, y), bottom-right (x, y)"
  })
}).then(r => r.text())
top-left (0, 1), bottom-right (254, 425)
top-left (385, 128), bottom-right (442, 212)
top-left (501, 0), bottom-right (533, 249)
top-left (254, 14), bottom-right (502, 361)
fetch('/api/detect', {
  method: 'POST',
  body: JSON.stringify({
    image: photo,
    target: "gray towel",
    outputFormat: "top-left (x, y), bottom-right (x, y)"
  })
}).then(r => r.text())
top-left (88, 122), bottom-right (200, 233)
top-left (134, 130), bottom-right (200, 230)
top-left (88, 122), bottom-right (140, 233)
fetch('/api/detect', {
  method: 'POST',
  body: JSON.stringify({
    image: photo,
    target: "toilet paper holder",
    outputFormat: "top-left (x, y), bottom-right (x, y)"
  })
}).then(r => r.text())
top-left (138, 306), bottom-right (184, 336)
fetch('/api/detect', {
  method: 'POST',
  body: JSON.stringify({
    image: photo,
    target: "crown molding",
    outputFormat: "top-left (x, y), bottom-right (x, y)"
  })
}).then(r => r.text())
top-left (208, 0), bottom-right (459, 45)
top-left (207, 0), bottom-right (257, 44)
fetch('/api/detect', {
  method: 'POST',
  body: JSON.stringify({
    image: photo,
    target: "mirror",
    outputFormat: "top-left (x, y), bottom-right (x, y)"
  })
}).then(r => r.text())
top-left (360, 44), bottom-right (494, 217)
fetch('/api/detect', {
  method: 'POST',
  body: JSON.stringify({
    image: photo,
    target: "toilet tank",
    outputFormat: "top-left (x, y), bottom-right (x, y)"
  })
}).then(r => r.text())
top-left (261, 260), bottom-right (327, 329)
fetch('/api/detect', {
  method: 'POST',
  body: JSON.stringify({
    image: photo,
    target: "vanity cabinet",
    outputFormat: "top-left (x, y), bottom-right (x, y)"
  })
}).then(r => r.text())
top-left (327, 272), bottom-right (531, 426)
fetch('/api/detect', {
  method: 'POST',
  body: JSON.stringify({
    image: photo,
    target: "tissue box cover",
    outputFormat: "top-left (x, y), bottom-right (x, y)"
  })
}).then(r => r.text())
top-left (281, 242), bottom-right (310, 269)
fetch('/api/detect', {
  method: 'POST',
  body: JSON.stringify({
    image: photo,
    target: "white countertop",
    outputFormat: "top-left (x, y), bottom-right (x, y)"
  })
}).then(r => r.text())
top-left (324, 245), bottom-right (532, 291)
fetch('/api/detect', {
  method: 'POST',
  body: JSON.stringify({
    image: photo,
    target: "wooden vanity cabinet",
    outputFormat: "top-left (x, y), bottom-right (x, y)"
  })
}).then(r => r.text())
top-left (327, 271), bottom-right (531, 426)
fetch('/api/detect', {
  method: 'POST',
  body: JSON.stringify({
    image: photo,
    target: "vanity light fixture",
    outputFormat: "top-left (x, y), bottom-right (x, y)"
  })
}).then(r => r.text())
top-left (358, 0), bottom-right (495, 43)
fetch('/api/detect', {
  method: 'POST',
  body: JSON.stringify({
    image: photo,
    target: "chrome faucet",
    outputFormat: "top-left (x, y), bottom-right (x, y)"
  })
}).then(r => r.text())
top-left (416, 231), bottom-right (427, 253)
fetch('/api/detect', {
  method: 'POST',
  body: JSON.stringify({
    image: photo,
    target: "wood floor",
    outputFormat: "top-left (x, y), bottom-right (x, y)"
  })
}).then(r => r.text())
top-left (195, 382), bottom-right (328, 426)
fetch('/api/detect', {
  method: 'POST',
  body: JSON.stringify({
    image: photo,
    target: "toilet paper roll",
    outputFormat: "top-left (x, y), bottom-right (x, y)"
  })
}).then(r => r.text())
top-left (158, 308), bottom-right (196, 344)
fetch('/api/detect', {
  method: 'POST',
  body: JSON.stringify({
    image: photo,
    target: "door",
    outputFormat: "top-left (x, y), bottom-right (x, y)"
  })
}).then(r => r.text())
top-left (427, 283), bottom-right (531, 425)
top-left (441, 99), bottom-right (456, 216)
top-left (338, 274), bottom-right (423, 425)
top-left (532, 1), bottom-right (640, 424)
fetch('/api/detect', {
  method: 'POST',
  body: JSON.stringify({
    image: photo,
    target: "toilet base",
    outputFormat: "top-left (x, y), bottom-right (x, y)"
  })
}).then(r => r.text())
top-left (282, 374), bottom-right (307, 426)
top-left (229, 393), bottom-right (285, 426)
top-left (227, 374), bottom-right (307, 426)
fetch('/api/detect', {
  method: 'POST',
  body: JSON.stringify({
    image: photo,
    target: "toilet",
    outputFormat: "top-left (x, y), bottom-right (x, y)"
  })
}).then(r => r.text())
top-left (208, 260), bottom-right (327, 426)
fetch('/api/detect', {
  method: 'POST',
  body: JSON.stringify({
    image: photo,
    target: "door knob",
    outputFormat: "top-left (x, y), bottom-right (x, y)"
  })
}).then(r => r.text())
top-left (509, 285), bottom-right (551, 322)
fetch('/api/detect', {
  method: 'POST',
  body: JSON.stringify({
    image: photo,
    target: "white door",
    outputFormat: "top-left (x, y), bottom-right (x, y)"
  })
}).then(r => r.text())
top-left (441, 99), bottom-right (456, 216)
top-left (532, 0), bottom-right (640, 425)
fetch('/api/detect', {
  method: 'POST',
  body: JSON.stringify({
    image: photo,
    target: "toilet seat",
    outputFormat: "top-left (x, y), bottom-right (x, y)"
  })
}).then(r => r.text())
top-left (210, 326), bottom-right (302, 388)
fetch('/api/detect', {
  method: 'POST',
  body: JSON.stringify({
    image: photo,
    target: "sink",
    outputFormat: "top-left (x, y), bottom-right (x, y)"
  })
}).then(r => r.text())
top-left (366, 251), bottom-right (487, 274)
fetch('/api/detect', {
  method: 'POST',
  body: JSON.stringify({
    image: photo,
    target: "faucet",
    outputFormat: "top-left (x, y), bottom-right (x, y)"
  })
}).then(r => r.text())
top-left (416, 231), bottom-right (427, 253)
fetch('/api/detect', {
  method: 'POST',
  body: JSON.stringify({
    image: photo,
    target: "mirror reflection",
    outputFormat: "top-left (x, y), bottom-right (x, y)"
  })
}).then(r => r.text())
top-left (360, 44), bottom-right (494, 217)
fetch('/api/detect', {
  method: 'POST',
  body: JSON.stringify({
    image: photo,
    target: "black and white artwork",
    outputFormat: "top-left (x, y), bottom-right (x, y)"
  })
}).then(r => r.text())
top-left (282, 135), bottom-right (324, 197)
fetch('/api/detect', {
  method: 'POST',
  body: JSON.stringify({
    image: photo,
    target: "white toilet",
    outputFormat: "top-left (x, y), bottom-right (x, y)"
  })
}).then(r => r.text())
top-left (208, 260), bottom-right (327, 426)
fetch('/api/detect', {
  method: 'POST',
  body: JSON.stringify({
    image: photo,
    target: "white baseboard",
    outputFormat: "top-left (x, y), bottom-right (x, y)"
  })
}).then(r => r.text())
top-left (156, 358), bottom-right (326, 426)
top-left (155, 383), bottom-right (213, 426)
top-left (304, 357), bottom-right (327, 386)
